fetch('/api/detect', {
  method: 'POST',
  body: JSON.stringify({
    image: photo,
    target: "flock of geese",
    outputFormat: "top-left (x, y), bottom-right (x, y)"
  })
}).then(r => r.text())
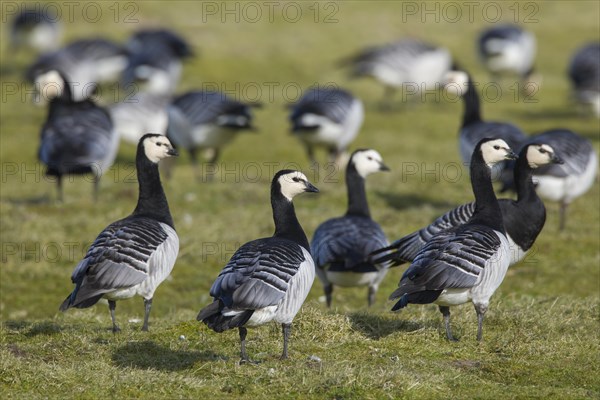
top-left (10, 8), bottom-right (599, 362)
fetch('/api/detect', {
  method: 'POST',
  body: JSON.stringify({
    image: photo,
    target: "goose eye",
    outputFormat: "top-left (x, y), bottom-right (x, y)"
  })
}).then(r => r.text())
top-left (367, 156), bottom-right (373, 161)
top-left (156, 142), bottom-right (162, 147)
top-left (292, 177), bottom-right (300, 183)
top-left (493, 145), bottom-right (500, 150)
top-left (539, 148), bottom-right (546, 154)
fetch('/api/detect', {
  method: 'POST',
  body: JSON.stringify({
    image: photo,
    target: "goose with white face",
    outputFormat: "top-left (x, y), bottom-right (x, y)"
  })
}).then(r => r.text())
top-left (143, 135), bottom-right (179, 163)
top-left (443, 70), bottom-right (469, 97)
top-left (34, 70), bottom-right (65, 104)
top-left (352, 149), bottom-right (390, 178)
top-left (480, 139), bottom-right (518, 166)
top-left (526, 143), bottom-right (563, 168)
top-left (278, 171), bottom-right (319, 201)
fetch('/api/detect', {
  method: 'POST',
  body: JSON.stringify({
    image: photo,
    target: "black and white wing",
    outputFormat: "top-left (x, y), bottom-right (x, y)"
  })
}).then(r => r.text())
top-left (171, 91), bottom-right (254, 128)
top-left (290, 88), bottom-right (356, 129)
top-left (568, 43), bottom-right (600, 92)
top-left (372, 203), bottom-right (476, 266)
top-left (127, 29), bottom-right (193, 60)
top-left (311, 216), bottom-right (389, 273)
top-left (526, 129), bottom-right (594, 177)
top-left (389, 224), bottom-right (504, 309)
top-left (60, 216), bottom-right (178, 309)
top-left (460, 122), bottom-right (526, 164)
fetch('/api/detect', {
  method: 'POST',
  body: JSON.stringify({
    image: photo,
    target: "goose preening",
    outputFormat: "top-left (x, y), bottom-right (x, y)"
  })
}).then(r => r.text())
top-left (521, 129), bottom-right (598, 230)
top-left (27, 38), bottom-right (128, 102)
top-left (197, 170), bottom-right (318, 362)
top-left (388, 138), bottom-right (517, 341)
top-left (372, 143), bottom-right (563, 267)
top-left (167, 91), bottom-right (259, 174)
top-left (37, 70), bottom-right (118, 201)
top-left (59, 134), bottom-right (179, 332)
top-left (445, 69), bottom-right (527, 181)
top-left (338, 38), bottom-right (453, 109)
top-left (311, 149), bottom-right (390, 307)
top-left (568, 43), bottom-right (600, 116)
top-left (9, 7), bottom-right (62, 53)
top-left (288, 87), bottom-right (364, 165)
top-left (477, 24), bottom-right (538, 93)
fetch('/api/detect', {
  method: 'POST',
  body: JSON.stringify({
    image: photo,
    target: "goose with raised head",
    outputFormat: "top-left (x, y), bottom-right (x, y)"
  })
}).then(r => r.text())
top-left (59, 134), bottom-right (179, 332)
top-left (389, 138), bottom-right (517, 341)
top-left (311, 149), bottom-right (391, 307)
top-left (198, 170), bottom-right (318, 363)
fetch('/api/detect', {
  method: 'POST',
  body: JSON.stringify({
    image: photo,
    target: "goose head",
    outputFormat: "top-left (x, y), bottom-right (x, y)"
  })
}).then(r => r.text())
top-left (274, 170), bottom-right (319, 201)
top-left (479, 138), bottom-right (518, 167)
top-left (351, 149), bottom-right (390, 178)
top-left (443, 70), bottom-right (469, 97)
top-left (525, 143), bottom-right (563, 168)
top-left (140, 134), bottom-right (178, 163)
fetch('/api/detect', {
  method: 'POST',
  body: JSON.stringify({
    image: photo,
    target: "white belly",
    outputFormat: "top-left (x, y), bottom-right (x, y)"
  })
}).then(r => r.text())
top-left (435, 288), bottom-right (472, 306)
top-left (325, 271), bottom-right (380, 287)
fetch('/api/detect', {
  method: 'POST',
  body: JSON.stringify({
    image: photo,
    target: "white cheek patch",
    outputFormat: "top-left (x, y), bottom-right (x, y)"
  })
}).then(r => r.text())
top-left (527, 144), bottom-right (554, 168)
top-left (35, 70), bottom-right (65, 102)
top-left (278, 172), bottom-right (308, 201)
top-left (143, 138), bottom-right (172, 163)
top-left (481, 139), bottom-right (511, 166)
top-left (353, 150), bottom-right (384, 178)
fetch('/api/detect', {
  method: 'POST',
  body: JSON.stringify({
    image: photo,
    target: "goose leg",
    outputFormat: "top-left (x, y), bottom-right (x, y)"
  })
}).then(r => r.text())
top-left (305, 145), bottom-right (316, 166)
top-left (239, 327), bottom-right (250, 363)
top-left (474, 303), bottom-right (488, 342)
top-left (92, 175), bottom-right (100, 203)
top-left (56, 175), bottom-right (63, 202)
top-left (280, 323), bottom-right (292, 360)
top-left (439, 306), bottom-right (457, 341)
top-left (379, 86), bottom-right (395, 111)
top-left (108, 300), bottom-right (120, 333)
top-left (142, 298), bottom-right (152, 331)
top-left (367, 286), bottom-right (376, 307)
top-left (206, 148), bottom-right (220, 182)
top-left (324, 284), bottom-right (333, 308)
top-left (559, 201), bottom-right (568, 231)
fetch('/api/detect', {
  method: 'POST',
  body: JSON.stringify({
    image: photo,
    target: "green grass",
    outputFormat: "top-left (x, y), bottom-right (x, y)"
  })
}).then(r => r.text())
top-left (1, 1), bottom-right (599, 399)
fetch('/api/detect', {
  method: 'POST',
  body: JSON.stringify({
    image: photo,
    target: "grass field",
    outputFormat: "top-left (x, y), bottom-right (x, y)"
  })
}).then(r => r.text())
top-left (1, 1), bottom-right (599, 398)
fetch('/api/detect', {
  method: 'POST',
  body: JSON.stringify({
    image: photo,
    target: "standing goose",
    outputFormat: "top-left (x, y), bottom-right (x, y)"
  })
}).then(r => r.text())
top-left (477, 24), bottom-right (538, 93)
top-left (371, 143), bottom-right (563, 267)
top-left (289, 87), bottom-right (364, 165)
top-left (445, 69), bottom-right (526, 181)
top-left (59, 134), bottom-right (179, 332)
top-left (521, 129), bottom-right (598, 230)
top-left (9, 7), bottom-right (62, 53)
top-left (338, 38), bottom-right (453, 109)
top-left (37, 70), bottom-right (118, 201)
top-left (197, 170), bottom-right (318, 362)
top-left (311, 149), bottom-right (390, 307)
top-left (389, 138), bottom-right (517, 341)
top-left (568, 43), bottom-right (600, 116)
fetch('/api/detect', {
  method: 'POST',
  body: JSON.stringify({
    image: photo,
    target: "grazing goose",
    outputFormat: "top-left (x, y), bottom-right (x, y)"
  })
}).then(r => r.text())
top-left (198, 170), bottom-right (318, 362)
top-left (37, 70), bottom-right (118, 201)
top-left (445, 69), bottom-right (527, 181)
top-left (289, 87), bottom-right (364, 165)
top-left (59, 134), bottom-right (179, 332)
top-left (372, 143), bottom-right (563, 267)
top-left (568, 43), bottom-right (600, 116)
top-left (311, 149), bottom-right (390, 307)
top-left (389, 138), bottom-right (517, 341)
top-left (522, 129), bottom-right (597, 230)
top-left (167, 91), bottom-right (259, 173)
top-left (27, 38), bottom-right (128, 102)
top-left (339, 38), bottom-right (453, 108)
top-left (478, 24), bottom-right (537, 93)
top-left (9, 7), bottom-right (62, 53)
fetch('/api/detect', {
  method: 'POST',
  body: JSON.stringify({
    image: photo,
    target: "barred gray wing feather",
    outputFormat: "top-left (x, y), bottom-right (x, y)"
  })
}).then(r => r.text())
top-left (290, 88), bottom-right (355, 125)
top-left (209, 238), bottom-right (306, 310)
top-left (172, 91), bottom-right (252, 127)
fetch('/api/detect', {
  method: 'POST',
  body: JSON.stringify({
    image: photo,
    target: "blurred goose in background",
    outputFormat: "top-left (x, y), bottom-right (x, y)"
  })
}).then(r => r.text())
top-left (9, 7), bottom-right (62, 53)
top-left (444, 69), bottom-right (526, 181)
top-left (477, 24), bottom-right (538, 94)
top-left (372, 143), bottom-right (563, 267)
top-left (568, 42), bottom-right (600, 117)
top-left (519, 129), bottom-right (597, 231)
top-left (311, 149), bottom-right (390, 308)
top-left (27, 38), bottom-right (128, 102)
top-left (198, 170), bottom-right (318, 362)
top-left (338, 38), bottom-right (453, 109)
top-left (167, 90), bottom-right (259, 176)
top-left (289, 87), bottom-right (363, 165)
top-left (60, 134), bottom-right (179, 332)
top-left (37, 70), bottom-right (118, 201)
top-left (389, 138), bottom-right (517, 341)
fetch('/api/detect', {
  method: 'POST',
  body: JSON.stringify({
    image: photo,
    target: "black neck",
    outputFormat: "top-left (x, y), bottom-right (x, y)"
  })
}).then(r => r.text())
top-left (468, 150), bottom-right (504, 232)
top-left (461, 75), bottom-right (482, 127)
top-left (345, 162), bottom-right (370, 218)
top-left (513, 152), bottom-right (540, 204)
top-left (132, 154), bottom-right (174, 228)
top-left (271, 190), bottom-right (309, 250)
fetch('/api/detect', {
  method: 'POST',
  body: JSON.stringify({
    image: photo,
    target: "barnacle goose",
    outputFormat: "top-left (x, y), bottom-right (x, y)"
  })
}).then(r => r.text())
top-left (372, 143), bottom-right (563, 267)
top-left (123, 29), bottom-right (193, 96)
top-left (59, 134), bottom-right (179, 332)
top-left (445, 69), bottom-right (526, 181)
top-left (568, 43), bottom-right (600, 116)
top-left (388, 138), bottom-right (517, 341)
top-left (9, 7), bottom-right (62, 53)
top-left (521, 129), bottom-right (598, 230)
top-left (339, 38), bottom-right (453, 108)
top-left (198, 170), bottom-right (318, 362)
top-left (27, 38), bottom-right (128, 102)
top-left (289, 87), bottom-right (364, 165)
top-left (37, 70), bottom-right (118, 201)
top-left (311, 149), bottom-right (390, 307)
top-left (167, 91), bottom-right (259, 172)
top-left (478, 24), bottom-right (538, 94)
